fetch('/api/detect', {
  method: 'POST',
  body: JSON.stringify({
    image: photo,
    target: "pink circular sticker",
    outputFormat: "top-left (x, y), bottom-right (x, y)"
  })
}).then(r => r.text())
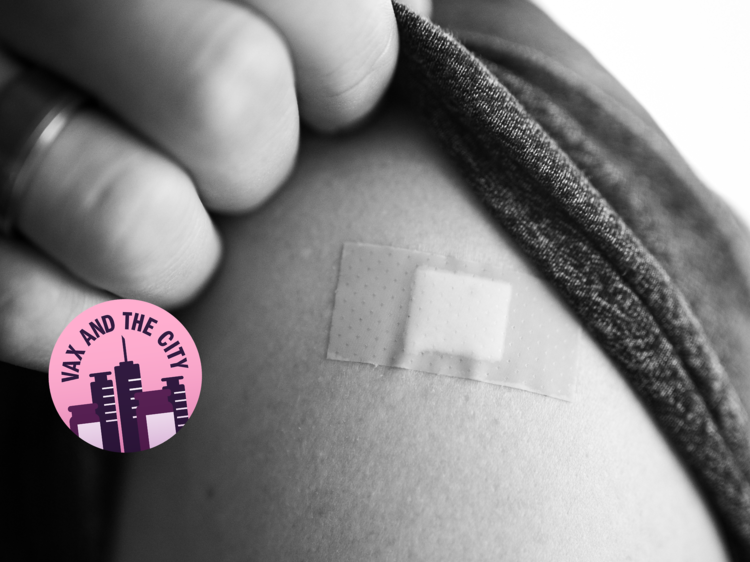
top-left (49, 299), bottom-right (201, 453)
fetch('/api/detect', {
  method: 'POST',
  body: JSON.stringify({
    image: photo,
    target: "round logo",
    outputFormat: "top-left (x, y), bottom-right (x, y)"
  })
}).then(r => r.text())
top-left (48, 299), bottom-right (202, 452)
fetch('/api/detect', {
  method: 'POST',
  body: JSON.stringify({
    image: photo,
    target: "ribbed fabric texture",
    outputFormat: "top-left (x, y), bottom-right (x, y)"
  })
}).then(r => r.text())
top-left (393, 2), bottom-right (750, 557)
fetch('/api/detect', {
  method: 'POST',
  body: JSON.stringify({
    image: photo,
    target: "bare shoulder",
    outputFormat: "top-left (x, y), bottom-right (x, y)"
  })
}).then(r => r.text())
top-left (113, 101), bottom-right (728, 561)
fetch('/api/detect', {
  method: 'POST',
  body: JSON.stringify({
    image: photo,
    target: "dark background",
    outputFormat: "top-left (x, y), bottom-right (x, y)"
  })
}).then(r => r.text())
top-left (3, 360), bottom-right (123, 561)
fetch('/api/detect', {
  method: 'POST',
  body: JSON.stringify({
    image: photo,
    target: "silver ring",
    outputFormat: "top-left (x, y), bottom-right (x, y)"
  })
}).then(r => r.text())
top-left (0, 69), bottom-right (85, 235)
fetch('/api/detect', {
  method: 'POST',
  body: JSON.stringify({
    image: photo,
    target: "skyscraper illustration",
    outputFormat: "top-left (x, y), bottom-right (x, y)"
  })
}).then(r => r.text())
top-left (89, 371), bottom-right (121, 452)
top-left (162, 376), bottom-right (189, 433)
top-left (114, 336), bottom-right (142, 453)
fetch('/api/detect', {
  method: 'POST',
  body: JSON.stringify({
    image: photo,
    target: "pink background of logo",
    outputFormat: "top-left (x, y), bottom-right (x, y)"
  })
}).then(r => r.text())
top-left (49, 299), bottom-right (202, 451)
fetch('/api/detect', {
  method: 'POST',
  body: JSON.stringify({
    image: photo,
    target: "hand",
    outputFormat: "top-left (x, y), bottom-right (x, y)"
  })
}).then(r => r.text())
top-left (0, 0), bottom-right (432, 371)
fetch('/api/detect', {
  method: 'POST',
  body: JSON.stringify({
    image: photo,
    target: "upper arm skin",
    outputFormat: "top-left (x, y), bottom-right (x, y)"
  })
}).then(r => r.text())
top-left (113, 101), bottom-right (729, 561)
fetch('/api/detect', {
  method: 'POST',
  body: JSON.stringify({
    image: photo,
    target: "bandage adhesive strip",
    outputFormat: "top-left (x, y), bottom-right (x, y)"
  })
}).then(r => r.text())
top-left (327, 243), bottom-right (581, 401)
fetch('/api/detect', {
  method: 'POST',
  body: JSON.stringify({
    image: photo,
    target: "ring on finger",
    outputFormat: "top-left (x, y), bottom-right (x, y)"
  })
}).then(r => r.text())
top-left (0, 69), bottom-right (85, 235)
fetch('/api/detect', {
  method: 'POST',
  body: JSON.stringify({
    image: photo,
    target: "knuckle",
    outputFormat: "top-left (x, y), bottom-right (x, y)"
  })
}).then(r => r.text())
top-left (306, 12), bottom-right (398, 130)
top-left (182, 15), bottom-right (295, 144)
top-left (172, 13), bottom-right (299, 211)
top-left (85, 155), bottom-right (217, 303)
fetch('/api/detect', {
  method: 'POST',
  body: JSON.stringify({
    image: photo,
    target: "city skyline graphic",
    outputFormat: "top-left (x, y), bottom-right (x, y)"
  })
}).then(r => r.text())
top-left (68, 336), bottom-right (191, 452)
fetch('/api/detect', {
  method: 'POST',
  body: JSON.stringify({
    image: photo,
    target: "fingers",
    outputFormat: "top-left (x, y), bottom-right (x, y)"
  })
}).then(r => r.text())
top-left (0, 0), bottom-right (416, 207)
top-left (0, 108), bottom-right (221, 371)
top-left (0, 49), bottom-right (221, 370)
top-left (246, 0), bottom-right (400, 131)
top-left (0, 237), bottom-right (110, 371)
top-left (0, 51), bottom-right (221, 308)
top-left (0, 0), bottom-right (299, 211)
top-left (15, 107), bottom-right (222, 308)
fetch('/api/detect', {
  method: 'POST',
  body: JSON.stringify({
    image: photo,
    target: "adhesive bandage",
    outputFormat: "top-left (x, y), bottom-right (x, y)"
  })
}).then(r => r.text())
top-left (327, 243), bottom-right (580, 401)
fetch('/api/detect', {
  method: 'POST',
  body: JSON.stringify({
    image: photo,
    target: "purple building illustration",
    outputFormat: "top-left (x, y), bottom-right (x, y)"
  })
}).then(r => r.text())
top-left (68, 403), bottom-right (102, 449)
top-left (135, 389), bottom-right (176, 450)
top-left (162, 376), bottom-right (188, 432)
top-left (88, 371), bottom-right (121, 452)
top-left (114, 337), bottom-right (142, 453)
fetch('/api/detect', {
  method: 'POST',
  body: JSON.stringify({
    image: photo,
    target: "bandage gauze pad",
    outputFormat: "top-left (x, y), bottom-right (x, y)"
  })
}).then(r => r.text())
top-left (327, 243), bottom-right (580, 400)
top-left (405, 268), bottom-right (512, 364)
